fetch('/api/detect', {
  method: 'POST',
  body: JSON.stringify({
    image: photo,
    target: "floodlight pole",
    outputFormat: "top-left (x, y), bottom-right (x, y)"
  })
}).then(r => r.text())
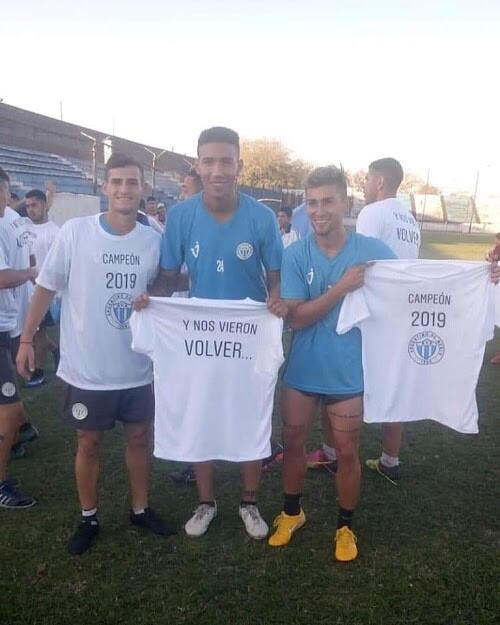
top-left (143, 147), bottom-right (167, 193)
top-left (80, 131), bottom-right (98, 194)
top-left (469, 170), bottom-right (479, 234)
top-left (420, 168), bottom-right (430, 227)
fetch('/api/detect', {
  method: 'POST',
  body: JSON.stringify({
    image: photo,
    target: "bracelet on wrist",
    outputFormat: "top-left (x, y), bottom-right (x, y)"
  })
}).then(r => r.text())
top-left (20, 340), bottom-right (33, 344)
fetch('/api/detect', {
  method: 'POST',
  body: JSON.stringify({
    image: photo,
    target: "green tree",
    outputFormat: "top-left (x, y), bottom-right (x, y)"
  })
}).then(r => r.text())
top-left (239, 138), bottom-right (309, 189)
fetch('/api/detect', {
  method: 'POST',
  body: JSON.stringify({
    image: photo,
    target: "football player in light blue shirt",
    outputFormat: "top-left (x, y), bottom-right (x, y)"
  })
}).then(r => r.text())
top-left (160, 189), bottom-right (282, 301)
top-left (140, 127), bottom-right (285, 542)
top-left (268, 166), bottom-right (394, 562)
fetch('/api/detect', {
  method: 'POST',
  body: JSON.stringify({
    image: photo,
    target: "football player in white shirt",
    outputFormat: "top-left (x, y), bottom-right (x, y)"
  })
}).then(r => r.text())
top-left (357, 157), bottom-right (421, 484)
top-left (277, 206), bottom-right (300, 248)
top-left (0, 167), bottom-right (38, 509)
top-left (17, 154), bottom-right (175, 555)
top-left (24, 189), bottom-right (60, 387)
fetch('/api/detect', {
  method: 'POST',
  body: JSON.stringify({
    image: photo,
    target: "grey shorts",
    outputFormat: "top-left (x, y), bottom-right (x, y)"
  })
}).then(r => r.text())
top-left (63, 383), bottom-right (154, 431)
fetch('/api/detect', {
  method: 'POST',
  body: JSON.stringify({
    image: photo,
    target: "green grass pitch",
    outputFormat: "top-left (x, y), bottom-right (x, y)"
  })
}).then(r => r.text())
top-left (1, 230), bottom-right (499, 625)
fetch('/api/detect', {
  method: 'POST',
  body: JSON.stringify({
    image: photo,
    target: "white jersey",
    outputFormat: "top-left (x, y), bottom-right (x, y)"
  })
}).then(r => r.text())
top-left (28, 220), bottom-right (59, 271)
top-left (337, 260), bottom-right (494, 434)
top-left (356, 197), bottom-right (420, 259)
top-left (281, 228), bottom-right (299, 248)
top-left (130, 297), bottom-right (284, 462)
top-left (0, 208), bottom-right (34, 334)
top-left (36, 214), bottom-right (160, 390)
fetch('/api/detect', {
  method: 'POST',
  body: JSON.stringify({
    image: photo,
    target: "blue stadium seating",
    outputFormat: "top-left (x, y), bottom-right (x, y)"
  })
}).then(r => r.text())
top-left (0, 144), bottom-right (94, 195)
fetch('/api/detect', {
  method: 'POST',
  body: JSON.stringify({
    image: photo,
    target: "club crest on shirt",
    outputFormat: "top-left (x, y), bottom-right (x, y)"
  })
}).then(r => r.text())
top-left (190, 241), bottom-right (200, 258)
top-left (1, 382), bottom-right (16, 398)
top-left (72, 403), bottom-right (88, 420)
top-left (408, 331), bottom-right (445, 365)
top-left (306, 268), bottom-right (314, 285)
top-left (236, 242), bottom-right (254, 261)
top-left (105, 293), bottom-right (134, 329)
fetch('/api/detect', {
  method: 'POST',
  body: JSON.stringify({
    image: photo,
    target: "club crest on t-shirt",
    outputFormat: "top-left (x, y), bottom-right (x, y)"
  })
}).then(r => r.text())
top-left (236, 242), bottom-right (253, 260)
top-left (105, 293), bottom-right (134, 329)
top-left (190, 241), bottom-right (200, 258)
top-left (408, 331), bottom-right (445, 365)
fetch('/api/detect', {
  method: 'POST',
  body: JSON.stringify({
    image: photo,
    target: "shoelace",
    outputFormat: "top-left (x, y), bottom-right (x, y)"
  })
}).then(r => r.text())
top-left (273, 514), bottom-right (284, 527)
top-left (194, 505), bottom-right (213, 520)
top-left (242, 505), bottom-right (260, 522)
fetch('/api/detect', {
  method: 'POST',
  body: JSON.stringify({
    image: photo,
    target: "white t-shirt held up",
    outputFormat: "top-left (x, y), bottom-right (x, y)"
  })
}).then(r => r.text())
top-left (131, 297), bottom-right (284, 462)
top-left (337, 260), bottom-right (494, 434)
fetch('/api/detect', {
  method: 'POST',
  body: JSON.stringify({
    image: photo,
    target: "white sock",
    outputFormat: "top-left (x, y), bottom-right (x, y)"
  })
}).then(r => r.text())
top-left (322, 443), bottom-right (337, 461)
top-left (381, 452), bottom-right (399, 468)
top-left (82, 508), bottom-right (98, 523)
top-left (133, 507), bottom-right (145, 515)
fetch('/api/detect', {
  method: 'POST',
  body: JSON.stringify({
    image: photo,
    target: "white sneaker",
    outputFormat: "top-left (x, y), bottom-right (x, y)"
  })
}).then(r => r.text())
top-left (238, 504), bottom-right (269, 540)
top-left (185, 503), bottom-right (217, 537)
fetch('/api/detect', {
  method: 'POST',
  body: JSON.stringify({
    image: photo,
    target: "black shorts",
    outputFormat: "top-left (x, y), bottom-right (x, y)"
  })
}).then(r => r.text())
top-left (63, 383), bottom-right (154, 431)
top-left (292, 387), bottom-right (363, 406)
top-left (10, 335), bottom-right (20, 362)
top-left (39, 310), bottom-right (55, 328)
top-left (0, 332), bottom-right (20, 405)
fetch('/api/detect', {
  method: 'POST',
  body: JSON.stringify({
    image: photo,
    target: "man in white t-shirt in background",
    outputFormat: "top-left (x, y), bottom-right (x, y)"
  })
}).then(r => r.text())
top-left (277, 207), bottom-right (299, 248)
top-left (17, 154), bottom-right (175, 555)
top-left (356, 157), bottom-right (420, 484)
top-left (23, 189), bottom-right (60, 388)
top-left (0, 167), bottom-right (38, 508)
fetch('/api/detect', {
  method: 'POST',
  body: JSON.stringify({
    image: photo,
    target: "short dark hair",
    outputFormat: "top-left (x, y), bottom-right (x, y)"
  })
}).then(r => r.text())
top-left (146, 196), bottom-right (156, 203)
top-left (0, 167), bottom-right (10, 186)
top-left (278, 206), bottom-right (293, 219)
top-left (305, 166), bottom-right (348, 196)
top-left (197, 126), bottom-right (240, 156)
top-left (369, 158), bottom-right (404, 192)
top-left (186, 166), bottom-right (201, 181)
top-left (25, 189), bottom-right (47, 203)
top-left (105, 153), bottom-right (144, 181)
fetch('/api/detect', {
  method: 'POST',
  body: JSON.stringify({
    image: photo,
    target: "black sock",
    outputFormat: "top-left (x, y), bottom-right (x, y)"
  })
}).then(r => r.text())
top-left (199, 500), bottom-right (215, 507)
top-left (283, 493), bottom-right (301, 516)
top-left (337, 507), bottom-right (354, 529)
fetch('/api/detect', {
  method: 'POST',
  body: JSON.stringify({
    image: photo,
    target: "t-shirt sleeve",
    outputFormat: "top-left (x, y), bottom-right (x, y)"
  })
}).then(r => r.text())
top-left (280, 245), bottom-right (308, 300)
top-left (130, 309), bottom-right (156, 357)
top-left (260, 211), bottom-right (283, 272)
top-left (356, 206), bottom-right (382, 238)
top-left (36, 223), bottom-right (72, 291)
top-left (336, 289), bottom-right (370, 334)
top-left (160, 208), bottom-right (183, 271)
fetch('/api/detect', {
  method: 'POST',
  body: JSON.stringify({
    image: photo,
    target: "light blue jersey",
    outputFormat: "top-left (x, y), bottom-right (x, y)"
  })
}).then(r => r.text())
top-left (160, 192), bottom-right (283, 301)
top-left (281, 231), bottom-right (395, 394)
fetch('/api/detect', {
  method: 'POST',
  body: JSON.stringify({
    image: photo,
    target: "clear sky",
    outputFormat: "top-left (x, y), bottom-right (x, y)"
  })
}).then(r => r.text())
top-left (2, 1), bottom-right (500, 196)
